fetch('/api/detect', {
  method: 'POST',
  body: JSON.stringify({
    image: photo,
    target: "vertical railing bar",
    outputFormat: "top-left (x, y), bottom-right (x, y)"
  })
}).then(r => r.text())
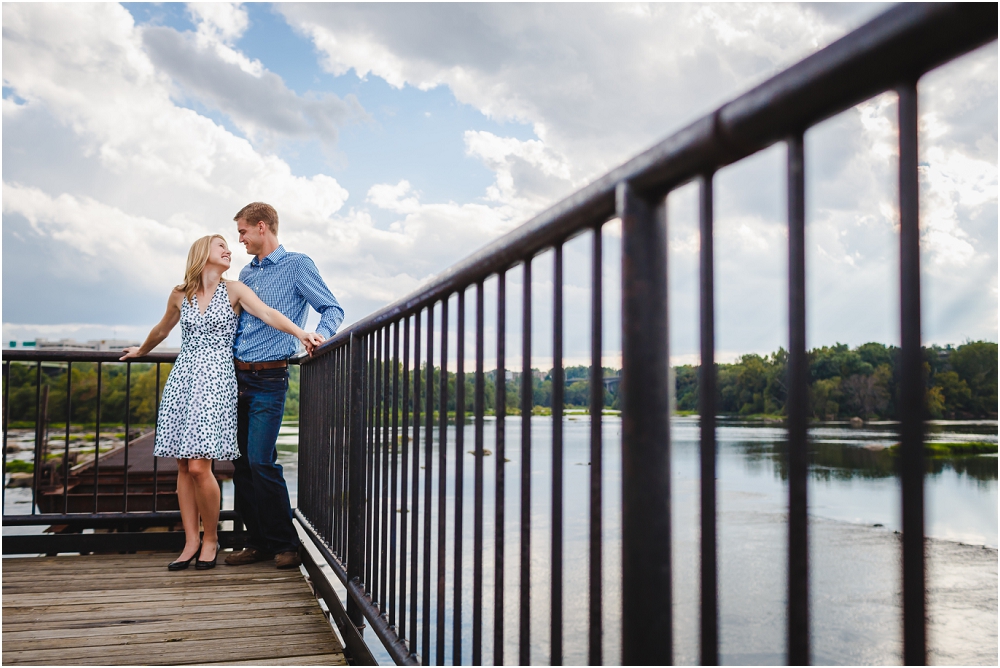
top-left (589, 223), bottom-right (603, 666)
top-left (63, 362), bottom-right (72, 516)
top-left (337, 346), bottom-right (343, 552)
top-left (153, 363), bottom-right (160, 513)
top-left (390, 321), bottom-right (401, 628)
top-left (332, 349), bottom-right (341, 554)
top-left (31, 361), bottom-right (41, 514)
top-left (331, 349), bottom-right (340, 554)
top-left (551, 243), bottom-right (564, 666)
top-left (2, 361), bottom-right (10, 513)
top-left (123, 362), bottom-right (131, 513)
top-left (519, 258), bottom-right (532, 666)
top-left (619, 184), bottom-right (673, 664)
top-left (348, 333), bottom-right (367, 630)
top-left (327, 354), bottom-right (334, 543)
top-left (367, 333), bottom-right (377, 595)
top-left (331, 352), bottom-right (336, 543)
top-left (698, 173), bottom-right (719, 666)
top-left (437, 298), bottom-right (450, 665)
top-left (454, 289), bottom-right (466, 666)
top-left (898, 80), bottom-right (927, 666)
top-left (472, 280), bottom-right (486, 666)
top-left (301, 360), bottom-right (310, 535)
top-left (383, 326), bottom-right (392, 616)
top-left (400, 316), bottom-right (412, 646)
top-left (93, 361), bottom-right (102, 515)
top-left (341, 345), bottom-right (350, 557)
top-left (374, 328), bottom-right (384, 605)
top-left (410, 310), bottom-right (422, 657)
top-left (423, 302), bottom-right (435, 661)
top-left (787, 133), bottom-right (811, 666)
top-left (495, 270), bottom-right (507, 667)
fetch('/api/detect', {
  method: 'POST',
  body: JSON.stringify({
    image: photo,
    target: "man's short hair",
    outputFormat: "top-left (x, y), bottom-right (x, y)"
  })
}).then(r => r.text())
top-left (234, 202), bottom-right (279, 235)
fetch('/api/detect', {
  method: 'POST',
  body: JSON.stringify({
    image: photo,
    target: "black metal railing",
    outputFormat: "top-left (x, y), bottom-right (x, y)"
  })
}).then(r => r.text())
top-left (294, 5), bottom-right (996, 666)
top-left (1, 349), bottom-right (243, 554)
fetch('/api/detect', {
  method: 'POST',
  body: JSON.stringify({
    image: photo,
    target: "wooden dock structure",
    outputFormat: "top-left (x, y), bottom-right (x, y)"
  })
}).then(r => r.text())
top-left (2, 552), bottom-right (346, 665)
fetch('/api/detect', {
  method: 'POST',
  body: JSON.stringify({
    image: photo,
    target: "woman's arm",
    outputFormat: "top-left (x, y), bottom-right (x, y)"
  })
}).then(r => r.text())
top-left (227, 281), bottom-right (324, 354)
top-left (120, 290), bottom-right (183, 360)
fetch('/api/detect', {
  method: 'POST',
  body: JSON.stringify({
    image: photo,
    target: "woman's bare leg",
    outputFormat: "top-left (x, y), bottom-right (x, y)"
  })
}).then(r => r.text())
top-left (175, 459), bottom-right (202, 561)
top-left (188, 458), bottom-right (220, 561)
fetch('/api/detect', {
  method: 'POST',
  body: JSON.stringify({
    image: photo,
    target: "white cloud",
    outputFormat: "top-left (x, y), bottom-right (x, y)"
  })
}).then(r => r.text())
top-left (3, 2), bottom-right (995, 351)
top-left (187, 2), bottom-right (262, 77)
top-left (141, 17), bottom-right (368, 147)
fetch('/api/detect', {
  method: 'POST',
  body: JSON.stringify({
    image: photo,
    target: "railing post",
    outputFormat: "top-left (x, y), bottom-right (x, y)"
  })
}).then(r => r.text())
top-left (348, 332), bottom-right (367, 630)
top-left (898, 80), bottom-right (926, 666)
top-left (618, 181), bottom-right (672, 665)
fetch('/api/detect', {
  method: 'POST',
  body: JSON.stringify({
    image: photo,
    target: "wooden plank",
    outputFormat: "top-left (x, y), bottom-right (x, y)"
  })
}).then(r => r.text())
top-left (3, 619), bottom-right (335, 651)
top-left (4, 588), bottom-right (315, 610)
top-left (2, 632), bottom-right (341, 665)
top-left (3, 582), bottom-right (308, 606)
top-left (1, 561), bottom-right (279, 574)
top-left (3, 555), bottom-right (272, 571)
top-left (1, 598), bottom-right (320, 625)
top-left (2, 610), bottom-right (327, 641)
top-left (2, 607), bottom-right (323, 633)
top-left (205, 652), bottom-right (349, 666)
top-left (2, 552), bottom-right (345, 667)
top-left (3, 567), bottom-right (297, 580)
top-left (3, 629), bottom-right (339, 655)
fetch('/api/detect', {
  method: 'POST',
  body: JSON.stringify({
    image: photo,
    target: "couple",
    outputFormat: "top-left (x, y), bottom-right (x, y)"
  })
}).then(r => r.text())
top-left (121, 202), bottom-right (343, 570)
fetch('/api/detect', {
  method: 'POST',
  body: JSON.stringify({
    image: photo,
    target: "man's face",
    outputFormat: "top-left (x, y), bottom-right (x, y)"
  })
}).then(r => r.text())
top-left (237, 217), bottom-right (265, 256)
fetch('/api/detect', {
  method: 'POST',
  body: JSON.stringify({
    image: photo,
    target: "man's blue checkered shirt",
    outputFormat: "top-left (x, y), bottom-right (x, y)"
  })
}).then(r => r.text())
top-left (233, 245), bottom-right (344, 362)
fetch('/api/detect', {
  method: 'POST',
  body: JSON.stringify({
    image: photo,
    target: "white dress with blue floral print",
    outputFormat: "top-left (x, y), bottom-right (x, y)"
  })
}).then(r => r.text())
top-left (154, 281), bottom-right (240, 461)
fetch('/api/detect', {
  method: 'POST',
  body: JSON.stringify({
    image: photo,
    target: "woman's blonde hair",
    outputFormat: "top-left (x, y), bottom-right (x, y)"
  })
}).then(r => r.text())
top-left (178, 234), bottom-right (227, 304)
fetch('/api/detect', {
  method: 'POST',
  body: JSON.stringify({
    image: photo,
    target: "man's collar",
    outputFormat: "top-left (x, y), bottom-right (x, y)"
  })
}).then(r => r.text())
top-left (251, 245), bottom-right (286, 267)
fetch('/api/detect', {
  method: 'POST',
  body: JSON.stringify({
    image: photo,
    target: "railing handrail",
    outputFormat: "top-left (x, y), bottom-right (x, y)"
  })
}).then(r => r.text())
top-left (1, 350), bottom-right (178, 363)
top-left (303, 2), bottom-right (996, 360)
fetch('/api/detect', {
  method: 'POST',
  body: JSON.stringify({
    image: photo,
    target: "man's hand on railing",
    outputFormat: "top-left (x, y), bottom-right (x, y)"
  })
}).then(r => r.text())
top-left (300, 332), bottom-right (325, 356)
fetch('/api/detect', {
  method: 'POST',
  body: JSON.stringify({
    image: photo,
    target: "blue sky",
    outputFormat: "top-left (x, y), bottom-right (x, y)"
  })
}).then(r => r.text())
top-left (123, 2), bottom-right (536, 221)
top-left (3, 3), bottom-right (996, 363)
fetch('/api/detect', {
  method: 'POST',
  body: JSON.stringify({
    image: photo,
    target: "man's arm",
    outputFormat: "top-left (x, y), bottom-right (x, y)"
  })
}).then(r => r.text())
top-left (296, 256), bottom-right (345, 338)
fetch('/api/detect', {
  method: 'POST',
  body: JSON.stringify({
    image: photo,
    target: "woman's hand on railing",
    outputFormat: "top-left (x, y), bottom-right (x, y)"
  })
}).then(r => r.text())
top-left (119, 346), bottom-right (143, 361)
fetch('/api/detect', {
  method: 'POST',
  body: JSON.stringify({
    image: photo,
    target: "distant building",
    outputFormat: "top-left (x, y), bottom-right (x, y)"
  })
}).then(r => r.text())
top-left (5, 337), bottom-right (180, 353)
top-left (35, 338), bottom-right (142, 351)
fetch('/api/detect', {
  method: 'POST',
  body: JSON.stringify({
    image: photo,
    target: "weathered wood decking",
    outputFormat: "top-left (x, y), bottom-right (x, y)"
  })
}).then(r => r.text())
top-left (2, 552), bottom-right (346, 665)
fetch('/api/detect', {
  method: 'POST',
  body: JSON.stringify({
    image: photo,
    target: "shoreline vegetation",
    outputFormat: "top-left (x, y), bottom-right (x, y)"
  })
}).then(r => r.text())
top-left (4, 340), bottom-right (995, 428)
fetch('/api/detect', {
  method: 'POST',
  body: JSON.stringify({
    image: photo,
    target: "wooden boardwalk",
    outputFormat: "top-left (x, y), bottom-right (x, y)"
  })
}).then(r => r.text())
top-left (2, 552), bottom-right (346, 665)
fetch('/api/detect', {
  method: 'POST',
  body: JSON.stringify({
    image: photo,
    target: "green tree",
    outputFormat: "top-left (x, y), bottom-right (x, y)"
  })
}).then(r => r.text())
top-left (949, 341), bottom-right (998, 416)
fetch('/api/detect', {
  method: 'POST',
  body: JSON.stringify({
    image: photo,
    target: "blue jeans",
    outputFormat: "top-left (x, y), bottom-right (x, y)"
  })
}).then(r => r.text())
top-left (234, 367), bottom-right (299, 555)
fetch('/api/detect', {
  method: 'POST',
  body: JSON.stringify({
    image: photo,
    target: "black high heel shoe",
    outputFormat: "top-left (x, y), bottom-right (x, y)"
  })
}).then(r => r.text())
top-left (196, 543), bottom-right (219, 570)
top-left (167, 546), bottom-right (200, 571)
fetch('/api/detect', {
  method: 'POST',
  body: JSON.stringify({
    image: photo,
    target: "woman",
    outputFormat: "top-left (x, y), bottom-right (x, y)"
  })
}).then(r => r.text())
top-left (121, 235), bottom-right (321, 570)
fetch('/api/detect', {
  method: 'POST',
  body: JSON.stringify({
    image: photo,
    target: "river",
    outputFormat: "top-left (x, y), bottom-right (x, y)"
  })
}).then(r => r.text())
top-left (277, 415), bottom-right (996, 665)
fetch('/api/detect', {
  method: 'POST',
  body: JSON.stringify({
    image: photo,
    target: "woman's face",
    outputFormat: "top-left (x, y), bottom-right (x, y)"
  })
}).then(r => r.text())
top-left (208, 237), bottom-right (232, 269)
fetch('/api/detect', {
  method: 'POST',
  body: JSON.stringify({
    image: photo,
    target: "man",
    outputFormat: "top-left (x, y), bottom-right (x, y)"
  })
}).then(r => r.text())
top-left (225, 202), bottom-right (344, 569)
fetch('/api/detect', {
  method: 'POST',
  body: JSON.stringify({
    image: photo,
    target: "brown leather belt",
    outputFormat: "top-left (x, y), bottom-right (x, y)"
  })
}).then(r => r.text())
top-left (234, 359), bottom-right (288, 372)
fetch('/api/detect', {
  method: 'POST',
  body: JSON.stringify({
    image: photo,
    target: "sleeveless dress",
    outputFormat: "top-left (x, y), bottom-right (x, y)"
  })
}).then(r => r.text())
top-left (154, 282), bottom-right (240, 460)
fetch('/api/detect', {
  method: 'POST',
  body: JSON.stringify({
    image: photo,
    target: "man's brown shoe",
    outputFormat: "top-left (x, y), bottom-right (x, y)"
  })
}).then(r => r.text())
top-left (275, 551), bottom-right (301, 569)
top-left (224, 548), bottom-right (273, 566)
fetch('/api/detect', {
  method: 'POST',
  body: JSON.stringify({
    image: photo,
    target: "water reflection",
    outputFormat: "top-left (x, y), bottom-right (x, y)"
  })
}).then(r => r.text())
top-left (708, 417), bottom-right (999, 483)
top-left (270, 418), bottom-right (1000, 665)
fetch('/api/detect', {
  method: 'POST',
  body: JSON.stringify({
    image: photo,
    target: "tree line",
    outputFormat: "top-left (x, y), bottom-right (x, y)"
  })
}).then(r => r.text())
top-left (4, 340), bottom-right (995, 426)
top-left (675, 340), bottom-right (997, 420)
top-left (4, 362), bottom-right (303, 427)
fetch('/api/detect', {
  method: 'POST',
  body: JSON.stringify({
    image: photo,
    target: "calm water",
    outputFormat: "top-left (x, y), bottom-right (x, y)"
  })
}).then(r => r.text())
top-left (279, 416), bottom-right (997, 665)
top-left (6, 418), bottom-right (995, 664)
